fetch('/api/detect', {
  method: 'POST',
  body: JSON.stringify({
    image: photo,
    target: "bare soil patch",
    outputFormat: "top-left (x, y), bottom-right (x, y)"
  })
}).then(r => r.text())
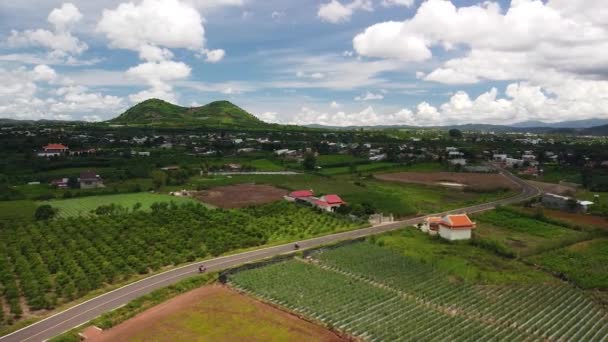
top-left (192, 184), bottom-right (287, 208)
top-left (523, 208), bottom-right (608, 230)
top-left (375, 172), bottom-right (518, 191)
top-left (88, 285), bottom-right (346, 342)
top-left (526, 180), bottom-right (576, 196)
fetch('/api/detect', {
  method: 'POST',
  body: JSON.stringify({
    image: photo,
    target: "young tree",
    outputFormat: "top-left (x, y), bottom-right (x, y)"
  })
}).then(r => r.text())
top-left (151, 171), bottom-right (168, 190)
top-left (303, 153), bottom-right (317, 170)
top-left (448, 129), bottom-right (463, 139)
top-left (35, 205), bottom-right (57, 221)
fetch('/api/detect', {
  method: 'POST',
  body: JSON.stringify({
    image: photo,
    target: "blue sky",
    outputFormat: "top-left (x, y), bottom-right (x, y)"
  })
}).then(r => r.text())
top-left (0, 0), bottom-right (607, 126)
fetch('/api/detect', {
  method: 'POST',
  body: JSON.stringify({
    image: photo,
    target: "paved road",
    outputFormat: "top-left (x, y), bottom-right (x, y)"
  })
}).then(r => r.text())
top-left (0, 169), bottom-right (539, 342)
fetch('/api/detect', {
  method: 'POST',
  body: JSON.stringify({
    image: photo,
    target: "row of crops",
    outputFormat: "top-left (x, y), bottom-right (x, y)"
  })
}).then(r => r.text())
top-left (229, 242), bottom-right (608, 341)
top-left (0, 201), bottom-right (362, 327)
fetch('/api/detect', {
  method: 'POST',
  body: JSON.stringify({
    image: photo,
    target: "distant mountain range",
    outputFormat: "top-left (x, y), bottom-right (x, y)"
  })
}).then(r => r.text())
top-left (510, 118), bottom-right (608, 129)
top-left (1, 100), bottom-right (608, 135)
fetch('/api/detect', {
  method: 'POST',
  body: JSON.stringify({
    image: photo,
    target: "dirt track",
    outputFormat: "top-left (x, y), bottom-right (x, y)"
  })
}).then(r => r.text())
top-left (192, 184), bottom-right (287, 208)
top-left (88, 285), bottom-right (346, 342)
top-left (526, 180), bottom-right (576, 196)
top-left (375, 172), bottom-right (518, 191)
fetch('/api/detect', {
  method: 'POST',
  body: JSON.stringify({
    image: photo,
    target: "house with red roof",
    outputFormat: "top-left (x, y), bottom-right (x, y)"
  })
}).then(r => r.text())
top-left (284, 190), bottom-right (345, 212)
top-left (313, 194), bottom-right (345, 212)
top-left (438, 214), bottom-right (476, 241)
top-left (285, 189), bottom-right (314, 202)
top-left (38, 143), bottom-right (69, 157)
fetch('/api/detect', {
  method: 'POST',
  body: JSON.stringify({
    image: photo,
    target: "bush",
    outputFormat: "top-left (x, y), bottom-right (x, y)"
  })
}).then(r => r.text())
top-left (34, 205), bottom-right (57, 221)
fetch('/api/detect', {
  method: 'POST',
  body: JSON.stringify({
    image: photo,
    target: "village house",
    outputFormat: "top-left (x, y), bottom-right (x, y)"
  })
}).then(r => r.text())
top-left (50, 178), bottom-right (69, 188)
top-left (38, 143), bottom-right (69, 157)
top-left (284, 190), bottom-right (346, 212)
top-left (79, 171), bottom-right (104, 189)
top-left (421, 214), bottom-right (476, 241)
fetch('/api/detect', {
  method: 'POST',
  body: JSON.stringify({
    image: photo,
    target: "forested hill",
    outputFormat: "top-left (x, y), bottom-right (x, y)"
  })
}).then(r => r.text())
top-left (108, 99), bottom-right (269, 128)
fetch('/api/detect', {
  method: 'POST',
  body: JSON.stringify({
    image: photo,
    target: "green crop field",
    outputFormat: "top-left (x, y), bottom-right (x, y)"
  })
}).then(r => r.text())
top-left (230, 242), bottom-right (608, 342)
top-left (0, 200), bottom-right (37, 223)
top-left (473, 207), bottom-right (592, 257)
top-left (39, 193), bottom-right (201, 218)
top-left (528, 238), bottom-right (608, 289)
top-left (249, 159), bottom-right (284, 171)
top-left (0, 201), bottom-right (363, 329)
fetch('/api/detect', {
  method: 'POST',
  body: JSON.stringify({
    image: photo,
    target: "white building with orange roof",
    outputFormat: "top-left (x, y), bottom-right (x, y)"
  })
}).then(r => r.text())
top-left (438, 214), bottom-right (476, 241)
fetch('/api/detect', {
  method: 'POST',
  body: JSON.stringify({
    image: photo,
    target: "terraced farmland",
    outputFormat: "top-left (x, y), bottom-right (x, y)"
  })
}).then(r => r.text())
top-left (230, 242), bottom-right (608, 341)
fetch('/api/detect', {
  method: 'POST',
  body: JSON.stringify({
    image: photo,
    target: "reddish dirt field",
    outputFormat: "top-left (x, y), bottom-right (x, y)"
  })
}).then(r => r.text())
top-left (192, 184), bottom-right (288, 208)
top-left (526, 180), bottom-right (576, 196)
top-left (523, 208), bottom-right (608, 230)
top-left (375, 172), bottom-right (518, 191)
top-left (86, 285), bottom-right (346, 342)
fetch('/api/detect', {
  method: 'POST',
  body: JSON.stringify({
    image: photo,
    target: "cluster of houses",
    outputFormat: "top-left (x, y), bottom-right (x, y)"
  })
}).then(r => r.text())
top-left (284, 189), bottom-right (346, 212)
top-left (420, 214), bottom-right (476, 241)
top-left (37, 144), bottom-right (96, 158)
top-left (50, 171), bottom-right (104, 189)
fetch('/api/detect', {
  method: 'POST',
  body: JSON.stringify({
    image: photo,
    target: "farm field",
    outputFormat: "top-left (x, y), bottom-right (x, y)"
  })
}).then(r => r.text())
top-left (191, 184), bottom-right (287, 208)
top-left (230, 242), bottom-right (608, 342)
top-left (189, 173), bottom-right (514, 217)
top-left (374, 171), bottom-right (518, 191)
top-left (39, 192), bottom-right (200, 218)
top-left (374, 228), bottom-right (553, 284)
top-left (89, 285), bottom-right (345, 342)
top-left (473, 207), bottom-right (592, 257)
top-left (0, 201), bottom-right (363, 330)
top-left (528, 238), bottom-right (608, 289)
top-left (0, 200), bottom-right (37, 223)
top-left (521, 207), bottom-right (608, 230)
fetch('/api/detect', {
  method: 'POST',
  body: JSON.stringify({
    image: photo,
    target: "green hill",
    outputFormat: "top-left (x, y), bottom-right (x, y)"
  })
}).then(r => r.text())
top-left (109, 99), bottom-right (267, 128)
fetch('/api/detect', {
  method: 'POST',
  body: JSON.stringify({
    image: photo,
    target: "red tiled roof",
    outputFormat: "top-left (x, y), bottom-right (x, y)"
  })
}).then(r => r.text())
top-left (426, 216), bottom-right (442, 223)
top-left (441, 214), bottom-right (475, 229)
top-left (314, 200), bottom-right (331, 207)
top-left (44, 143), bottom-right (68, 150)
top-left (323, 194), bottom-right (345, 205)
top-left (290, 190), bottom-right (314, 198)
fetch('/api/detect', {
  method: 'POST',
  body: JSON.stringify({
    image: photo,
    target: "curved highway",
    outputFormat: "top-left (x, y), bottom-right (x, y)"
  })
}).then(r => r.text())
top-left (0, 168), bottom-right (539, 342)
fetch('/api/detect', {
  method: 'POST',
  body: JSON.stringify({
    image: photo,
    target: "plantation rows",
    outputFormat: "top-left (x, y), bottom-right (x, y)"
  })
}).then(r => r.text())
top-left (0, 201), bottom-right (360, 326)
top-left (229, 243), bottom-right (608, 341)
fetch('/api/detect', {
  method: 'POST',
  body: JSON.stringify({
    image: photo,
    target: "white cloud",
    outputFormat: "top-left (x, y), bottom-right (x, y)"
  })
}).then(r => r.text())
top-left (32, 65), bottom-right (57, 82)
top-left (47, 3), bottom-right (83, 33)
top-left (355, 91), bottom-right (384, 101)
top-left (257, 111), bottom-right (278, 122)
top-left (351, 0), bottom-right (608, 125)
top-left (330, 101), bottom-right (341, 108)
top-left (7, 3), bottom-right (87, 59)
top-left (0, 66), bottom-right (124, 120)
top-left (318, 0), bottom-right (373, 24)
top-left (381, 0), bottom-right (415, 8)
top-left (271, 11), bottom-right (284, 19)
top-left (97, 0), bottom-right (206, 55)
top-left (201, 49), bottom-right (226, 63)
top-left (126, 60), bottom-right (191, 103)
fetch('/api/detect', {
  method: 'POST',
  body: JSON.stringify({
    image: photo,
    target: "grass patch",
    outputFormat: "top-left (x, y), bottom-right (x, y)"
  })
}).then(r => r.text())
top-left (375, 228), bottom-right (554, 285)
top-left (39, 192), bottom-right (201, 218)
top-left (527, 238), bottom-right (608, 289)
top-left (249, 159), bottom-right (284, 171)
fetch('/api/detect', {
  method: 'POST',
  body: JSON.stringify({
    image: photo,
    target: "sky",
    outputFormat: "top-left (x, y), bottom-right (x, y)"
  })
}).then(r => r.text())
top-left (0, 0), bottom-right (607, 126)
